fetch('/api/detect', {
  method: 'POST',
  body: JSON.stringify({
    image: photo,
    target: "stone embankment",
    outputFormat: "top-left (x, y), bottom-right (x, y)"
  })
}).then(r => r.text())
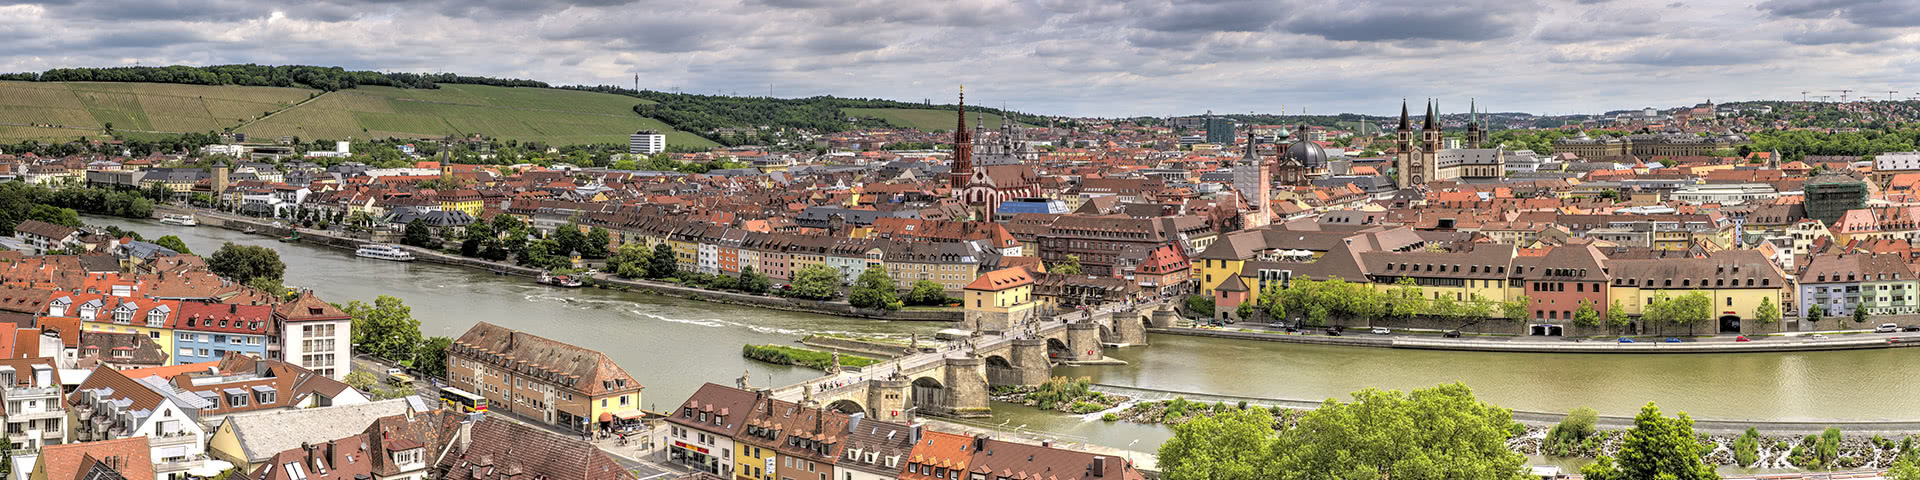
top-left (1151, 326), bottom-right (1920, 354)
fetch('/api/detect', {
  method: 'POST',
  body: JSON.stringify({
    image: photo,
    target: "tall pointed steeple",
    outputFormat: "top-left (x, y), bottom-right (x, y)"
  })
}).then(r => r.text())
top-left (1398, 100), bottom-right (1411, 131)
top-left (949, 86), bottom-right (973, 191)
top-left (1468, 99), bottom-right (1477, 125)
top-left (1423, 100), bottom-right (1435, 130)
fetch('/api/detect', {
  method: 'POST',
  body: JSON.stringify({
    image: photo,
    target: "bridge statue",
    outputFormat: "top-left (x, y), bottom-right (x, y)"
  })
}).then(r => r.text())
top-left (735, 369), bottom-right (752, 390)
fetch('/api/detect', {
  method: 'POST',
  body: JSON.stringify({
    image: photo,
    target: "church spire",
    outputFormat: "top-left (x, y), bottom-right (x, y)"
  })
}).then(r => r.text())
top-left (1398, 100), bottom-right (1410, 131)
top-left (1468, 98), bottom-right (1477, 124)
top-left (1423, 100), bottom-right (1435, 130)
top-left (949, 86), bottom-right (973, 190)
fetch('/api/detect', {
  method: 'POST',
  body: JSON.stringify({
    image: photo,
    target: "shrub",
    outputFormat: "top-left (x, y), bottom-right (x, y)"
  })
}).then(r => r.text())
top-left (1545, 407), bottom-right (1598, 457)
top-left (1102, 413), bottom-right (1119, 422)
top-left (1734, 428), bottom-right (1761, 466)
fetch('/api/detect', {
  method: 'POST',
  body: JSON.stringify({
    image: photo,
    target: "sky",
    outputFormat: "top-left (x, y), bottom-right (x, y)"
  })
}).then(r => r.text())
top-left (1, 0), bottom-right (1918, 118)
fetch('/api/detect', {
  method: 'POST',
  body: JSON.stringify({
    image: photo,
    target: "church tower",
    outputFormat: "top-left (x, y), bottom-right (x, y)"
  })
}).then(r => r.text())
top-left (949, 87), bottom-right (972, 191)
top-left (1394, 100), bottom-right (1416, 188)
top-left (1466, 99), bottom-right (1481, 149)
top-left (1423, 100), bottom-right (1443, 154)
top-left (1232, 129), bottom-right (1271, 228)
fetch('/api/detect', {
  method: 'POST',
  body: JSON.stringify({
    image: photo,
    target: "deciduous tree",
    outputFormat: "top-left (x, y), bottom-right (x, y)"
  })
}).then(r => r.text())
top-left (849, 266), bottom-right (900, 310)
top-left (790, 264), bottom-right (841, 300)
top-left (1580, 402), bottom-right (1719, 480)
top-left (153, 235), bottom-right (191, 254)
top-left (342, 295), bottom-right (423, 364)
top-left (1157, 408), bottom-right (1277, 480)
top-left (1271, 383), bottom-right (1528, 479)
top-left (208, 242), bottom-right (285, 285)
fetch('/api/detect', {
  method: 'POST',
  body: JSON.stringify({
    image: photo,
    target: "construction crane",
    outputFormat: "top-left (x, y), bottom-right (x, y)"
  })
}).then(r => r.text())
top-left (1828, 89), bottom-right (1852, 102)
top-left (1802, 91), bottom-right (1811, 102)
top-left (1889, 90), bottom-right (1902, 101)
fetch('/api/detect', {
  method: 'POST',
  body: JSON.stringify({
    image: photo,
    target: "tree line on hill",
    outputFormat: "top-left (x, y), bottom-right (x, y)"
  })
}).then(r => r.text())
top-left (0, 64), bottom-right (547, 92)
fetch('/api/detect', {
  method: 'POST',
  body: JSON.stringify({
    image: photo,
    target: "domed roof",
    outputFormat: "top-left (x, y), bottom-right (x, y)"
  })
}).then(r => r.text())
top-left (1286, 140), bottom-right (1327, 168)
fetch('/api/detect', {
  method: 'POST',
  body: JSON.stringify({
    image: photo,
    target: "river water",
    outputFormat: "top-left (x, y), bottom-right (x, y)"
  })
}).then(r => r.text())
top-left (90, 217), bottom-right (1920, 452)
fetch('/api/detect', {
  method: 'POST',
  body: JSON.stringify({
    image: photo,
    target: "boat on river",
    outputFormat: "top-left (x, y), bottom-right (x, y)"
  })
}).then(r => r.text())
top-left (354, 244), bottom-right (415, 262)
top-left (159, 214), bottom-right (197, 226)
top-left (537, 272), bottom-right (584, 288)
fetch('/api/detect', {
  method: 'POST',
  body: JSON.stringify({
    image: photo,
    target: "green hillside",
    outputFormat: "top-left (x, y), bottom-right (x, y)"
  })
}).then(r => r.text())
top-left (0, 81), bottom-right (714, 147)
top-left (241, 84), bottom-right (713, 147)
top-left (0, 81), bottom-right (315, 141)
top-left (843, 107), bottom-right (1033, 131)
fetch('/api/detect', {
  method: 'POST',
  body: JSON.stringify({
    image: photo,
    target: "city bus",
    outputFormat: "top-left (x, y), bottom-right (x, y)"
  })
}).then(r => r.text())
top-left (440, 386), bottom-right (488, 413)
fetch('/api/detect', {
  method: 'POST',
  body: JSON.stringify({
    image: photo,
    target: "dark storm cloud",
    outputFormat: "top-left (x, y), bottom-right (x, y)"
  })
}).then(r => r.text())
top-left (1756, 0), bottom-right (1920, 28)
top-left (1131, 0), bottom-right (1283, 33)
top-left (1783, 25), bottom-right (1895, 44)
top-left (1279, 1), bottom-right (1540, 43)
top-left (31, 0), bottom-right (271, 21)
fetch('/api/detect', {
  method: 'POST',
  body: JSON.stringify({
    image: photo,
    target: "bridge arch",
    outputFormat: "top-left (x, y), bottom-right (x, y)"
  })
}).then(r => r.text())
top-left (826, 399), bottom-right (865, 416)
top-left (1098, 324), bottom-right (1114, 343)
top-left (1046, 338), bottom-right (1070, 359)
top-left (911, 376), bottom-right (946, 412)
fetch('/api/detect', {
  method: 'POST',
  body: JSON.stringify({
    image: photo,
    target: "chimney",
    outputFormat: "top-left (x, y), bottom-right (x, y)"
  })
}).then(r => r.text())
top-left (910, 424), bottom-right (923, 444)
top-left (1092, 456), bottom-right (1107, 477)
top-left (458, 416), bottom-right (476, 451)
top-left (973, 435), bottom-right (986, 452)
top-left (847, 412), bottom-right (863, 433)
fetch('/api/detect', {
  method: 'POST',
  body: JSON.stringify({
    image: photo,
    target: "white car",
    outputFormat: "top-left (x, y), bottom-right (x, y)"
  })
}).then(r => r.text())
top-left (1370, 327), bottom-right (1391, 335)
top-left (1876, 323), bottom-right (1899, 333)
top-left (1807, 334), bottom-right (1829, 341)
top-left (386, 367), bottom-right (405, 376)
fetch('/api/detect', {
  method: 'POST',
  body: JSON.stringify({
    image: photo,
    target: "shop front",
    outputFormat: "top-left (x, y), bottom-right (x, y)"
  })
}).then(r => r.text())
top-left (671, 441), bottom-right (723, 475)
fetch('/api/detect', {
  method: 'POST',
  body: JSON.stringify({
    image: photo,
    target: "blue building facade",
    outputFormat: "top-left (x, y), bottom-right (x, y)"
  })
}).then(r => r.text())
top-left (173, 302), bottom-right (274, 364)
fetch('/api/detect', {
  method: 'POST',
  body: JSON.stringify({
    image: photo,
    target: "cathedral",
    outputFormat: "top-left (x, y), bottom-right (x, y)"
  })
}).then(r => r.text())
top-left (1393, 99), bottom-right (1505, 189)
top-left (949, 88), bottom-right (1043, 220)
top-left (1228, 129), bottom-right (1273, 228)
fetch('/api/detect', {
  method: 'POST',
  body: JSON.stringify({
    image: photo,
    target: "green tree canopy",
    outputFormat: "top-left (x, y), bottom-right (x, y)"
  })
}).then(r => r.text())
top-left (402, 219), bottom-right (434, 248)
top-left (152, 235), bottom-right (192, 255)
top-left (905, 280), bottom-right (948, 306)
top-left (848, 266), bottom-right (900, 310)
top-left (342, 295), bottom-right (423, 364)
top-left (1754, 296), bottom-right (1781, 324)
top-left (1271, 383), bottom-right (1528, 479)
top-left (790, 264), bottom-right (841, 300)
top-left (1580, 402), bottom-right (1719, 480)
top-left (647, 243), bottom-right (678, 279)
top-left (1050, 255), bottom-right (1083, 275)
top-left (609, 243), bottom-right (650, 278)
top-left (413, 336), bottom-right (452, 380)
top-left (208, 242), bottom-right (285, 285)
top-left (1158, 407), bottom-right (1277, 480)
top-left (1574, 299), bottom-right (1601, 328)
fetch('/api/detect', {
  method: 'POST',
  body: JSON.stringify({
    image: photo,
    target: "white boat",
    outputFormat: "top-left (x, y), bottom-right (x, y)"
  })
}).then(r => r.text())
top-left (159, 214), bottom-right (197, 226)
top-left (355, 244), bottom-right (416, 262)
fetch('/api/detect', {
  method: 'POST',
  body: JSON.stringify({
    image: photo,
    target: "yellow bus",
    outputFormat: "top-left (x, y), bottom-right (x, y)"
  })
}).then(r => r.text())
top-left (440, 386), bottom-right (488, 413)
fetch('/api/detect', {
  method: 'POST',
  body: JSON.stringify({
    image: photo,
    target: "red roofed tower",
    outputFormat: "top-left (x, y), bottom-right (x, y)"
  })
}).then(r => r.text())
top-left (949, 86), bottom-right (973, 191)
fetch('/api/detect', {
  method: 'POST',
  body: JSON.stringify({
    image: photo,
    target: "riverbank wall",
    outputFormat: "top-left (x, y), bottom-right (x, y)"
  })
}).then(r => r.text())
top-left (799, 334), bottom-right (916, 358)
top-left (176, 209), bottom-right (961, 322)
top-left (1149, 327), bottom-right (1920, 354)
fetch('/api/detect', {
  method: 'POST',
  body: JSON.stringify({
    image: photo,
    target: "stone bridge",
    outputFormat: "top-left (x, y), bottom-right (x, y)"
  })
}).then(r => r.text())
top-left (768, 301), bottom-right (1174, 421)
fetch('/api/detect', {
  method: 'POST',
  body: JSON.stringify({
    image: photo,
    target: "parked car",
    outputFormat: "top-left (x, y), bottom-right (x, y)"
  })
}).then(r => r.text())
top-left (1808, 334), bottom-right (1829, 340)
top-left (1664, 337), bottom-right (1683, 343)
top-left (1617, 337), bottom-right (1635, 343)
top-left (1370, 327), bottom-right (1391, 335)
top-left (386, 367), bottom-right (405, 376)
top-left (1903, 325), bottom-right (1920, 332)
top-left (1443, 330), bottom-right (1462, 338)
top-left (1876, 323), bottom-right (1900, 333)
top-left (1325, 328), bottom-right (1342, 336)
top-left (1735, 336), bottom-right (1752, 342)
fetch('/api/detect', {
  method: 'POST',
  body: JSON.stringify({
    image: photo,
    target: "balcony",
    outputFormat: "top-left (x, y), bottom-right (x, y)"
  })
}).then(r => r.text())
top-left (150, 431), bottom-right (199, 447)
top-left (6, 386), bottom-right (60, 399)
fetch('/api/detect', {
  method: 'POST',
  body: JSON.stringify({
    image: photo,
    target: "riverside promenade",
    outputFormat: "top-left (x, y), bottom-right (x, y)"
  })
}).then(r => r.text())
top-left (1152, 325), bottom-right (1920, 353)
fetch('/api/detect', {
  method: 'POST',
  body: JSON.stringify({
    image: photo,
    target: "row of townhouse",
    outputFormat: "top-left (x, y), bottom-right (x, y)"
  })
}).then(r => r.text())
top-left (61, 353), bottom-right (367, 480)
top-left (1203, 223), bottom-right (1794, 335)
top-left (43, 289), bottom-right (350, 380)
top-left (597, 216), bottom-right (1008, 292)
top-left (666, 383), bottom-right (1145, 480)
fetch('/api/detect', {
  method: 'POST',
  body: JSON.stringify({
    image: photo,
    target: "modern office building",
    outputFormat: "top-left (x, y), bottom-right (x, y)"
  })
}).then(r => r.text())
top-left (629, 130), bottom-right (666, 155)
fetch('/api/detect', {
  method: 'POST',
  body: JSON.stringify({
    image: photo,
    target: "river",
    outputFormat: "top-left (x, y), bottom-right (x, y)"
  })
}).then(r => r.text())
top-left (89, 216), bottom-right (1920, 453)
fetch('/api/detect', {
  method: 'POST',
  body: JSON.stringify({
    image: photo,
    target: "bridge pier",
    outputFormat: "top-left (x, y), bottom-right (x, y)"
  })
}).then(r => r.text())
top-left (1066, 322), bottom-right (1104, 362)
top-left (1149, 305), bottom-right (1179, 328)
top-left (867, 375), bottom-right (911, 422)
top-left (996, 338), bottom-right (1051, 386)
top-left (1111, 311), bottom-right (1148, 346)
top-left (942, 356), bottom-right (991, 417)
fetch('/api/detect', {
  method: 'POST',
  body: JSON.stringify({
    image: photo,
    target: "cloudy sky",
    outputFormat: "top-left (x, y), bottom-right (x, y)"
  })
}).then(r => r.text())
top-left (1, 0), bottom-right (1917, 117)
